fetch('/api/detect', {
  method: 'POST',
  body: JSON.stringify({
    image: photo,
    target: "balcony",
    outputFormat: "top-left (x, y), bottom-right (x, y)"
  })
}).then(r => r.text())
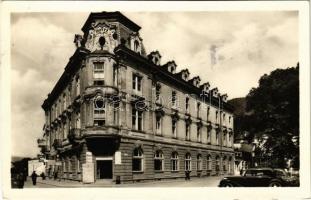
top-left (67, 128), bottom-right (82, 144)
top-left (84, 85), bottom-right (118, 98)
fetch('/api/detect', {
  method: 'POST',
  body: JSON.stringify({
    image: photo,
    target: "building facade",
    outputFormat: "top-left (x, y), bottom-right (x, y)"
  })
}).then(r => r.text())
top-left (39, 12), bottom-right (235, 184)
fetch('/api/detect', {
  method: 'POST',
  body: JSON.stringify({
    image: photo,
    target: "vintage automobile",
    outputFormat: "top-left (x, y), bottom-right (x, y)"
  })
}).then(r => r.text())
top-left (218, 168), bottom-right (299, 187)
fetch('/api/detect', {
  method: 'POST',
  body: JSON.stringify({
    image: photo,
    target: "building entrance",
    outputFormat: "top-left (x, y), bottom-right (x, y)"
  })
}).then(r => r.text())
top-left (96, 160), bottom-right (113, 179)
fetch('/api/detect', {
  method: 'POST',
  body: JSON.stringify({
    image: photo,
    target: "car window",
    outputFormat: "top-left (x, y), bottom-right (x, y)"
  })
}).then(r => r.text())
top-left (244, 170), bottom-right (273, 177)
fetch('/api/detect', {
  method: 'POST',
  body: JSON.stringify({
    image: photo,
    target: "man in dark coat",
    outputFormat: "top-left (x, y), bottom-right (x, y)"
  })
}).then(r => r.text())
top-left (31, 171), bottom-right (38, 185)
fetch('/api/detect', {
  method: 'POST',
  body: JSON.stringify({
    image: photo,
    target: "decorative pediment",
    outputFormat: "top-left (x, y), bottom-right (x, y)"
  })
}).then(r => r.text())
top-left (84, 21), bottom-right (118, 53)
top-left (148, 51), bottom-right (162, 65)
top-left (164, 61), bottom-right (177, 73)
top-left (189, 76), bottom-right (201, 87)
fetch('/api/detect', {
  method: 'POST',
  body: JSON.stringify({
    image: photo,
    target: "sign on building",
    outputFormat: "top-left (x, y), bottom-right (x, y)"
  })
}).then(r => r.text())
top-left (115, 151), bottom-right (122, 165)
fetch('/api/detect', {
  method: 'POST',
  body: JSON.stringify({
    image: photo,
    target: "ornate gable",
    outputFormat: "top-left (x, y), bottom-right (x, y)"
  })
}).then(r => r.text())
top-left (84, 21), bottom-right (119, 53)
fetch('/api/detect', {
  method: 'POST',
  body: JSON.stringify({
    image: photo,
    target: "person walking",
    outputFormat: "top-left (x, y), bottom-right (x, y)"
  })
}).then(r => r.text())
top-left (31, 171), bottom-right (38, 186)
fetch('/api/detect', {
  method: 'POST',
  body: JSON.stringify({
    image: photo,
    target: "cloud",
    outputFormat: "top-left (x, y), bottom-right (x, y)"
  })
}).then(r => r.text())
top-left (11, 11), bottom-right (298, 157)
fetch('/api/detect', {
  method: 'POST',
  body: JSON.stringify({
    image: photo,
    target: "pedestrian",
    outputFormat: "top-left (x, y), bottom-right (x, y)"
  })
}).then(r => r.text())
top-left (31, 171), bottom-right (38, 186)
top-left (54, 170), bottom-right (58, 180)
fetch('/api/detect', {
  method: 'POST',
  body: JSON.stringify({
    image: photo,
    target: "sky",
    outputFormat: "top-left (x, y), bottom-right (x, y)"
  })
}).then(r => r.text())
top-left (11, 11), bottom-right (298, 158)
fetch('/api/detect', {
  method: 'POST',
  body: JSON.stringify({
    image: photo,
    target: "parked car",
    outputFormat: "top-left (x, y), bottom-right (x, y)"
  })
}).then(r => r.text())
top-left (218, 168), bottom-right (299, 187)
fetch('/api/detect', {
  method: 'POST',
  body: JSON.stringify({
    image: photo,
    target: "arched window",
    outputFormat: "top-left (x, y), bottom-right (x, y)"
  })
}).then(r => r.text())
top-left (171, 152), bottom-right (179, 171)
top-left (207, 155), bottom-right (212, 170)
top-left (223, 156), bottom-right (227, 172)
top-left (197, 154), bottom-right (202, 171)
top-left (154, 150), bottom-right (164, 171)
top-left (215, 156), bottom-right (220, 172)
top-left (185, 153), bottom-right (191, 171)
top-left (134, 40), bottom-right (140, 53)
top-left (132, 147), bottom-right (143, 172)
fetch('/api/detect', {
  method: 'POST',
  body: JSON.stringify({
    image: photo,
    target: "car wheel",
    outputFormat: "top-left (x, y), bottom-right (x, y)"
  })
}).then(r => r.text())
top-left (269, 181), bottom-right (282, 187)
top-left (222, 182), bottom-right (234, 187)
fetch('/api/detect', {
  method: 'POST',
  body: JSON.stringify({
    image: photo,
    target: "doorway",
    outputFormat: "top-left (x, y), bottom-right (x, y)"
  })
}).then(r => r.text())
top-left (96, 160), bottom-right (113, 179)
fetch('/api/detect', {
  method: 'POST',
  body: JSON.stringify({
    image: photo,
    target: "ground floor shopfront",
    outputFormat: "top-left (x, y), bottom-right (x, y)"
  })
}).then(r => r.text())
top-left (47, 137), bottom-right (235, 184)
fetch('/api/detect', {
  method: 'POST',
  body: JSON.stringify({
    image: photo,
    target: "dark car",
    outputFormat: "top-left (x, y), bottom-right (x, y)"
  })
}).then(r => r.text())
top-left (218, 168), bottom-right (299, 187)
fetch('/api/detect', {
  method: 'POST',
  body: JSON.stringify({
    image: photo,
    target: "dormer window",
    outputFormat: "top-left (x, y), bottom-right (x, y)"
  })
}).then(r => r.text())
top-left (179, 69), bottom-right (190, 81)
top-left (165, 61), bottom-right (177, 73)
top-left (222, 94), bottom-right (228, 103)
top-left (130, 32), bottom-right (143, 55)
top-left (184, 74), bottom-right (188, 81)
top-left (148, 51), bottom-right (161, 65)
top-left (211, 88), bottom-right (219, 98)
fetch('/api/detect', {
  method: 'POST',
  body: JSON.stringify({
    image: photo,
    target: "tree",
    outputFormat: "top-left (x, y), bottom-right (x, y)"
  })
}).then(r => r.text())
top-left (245, 63), bottom-right (299, 168)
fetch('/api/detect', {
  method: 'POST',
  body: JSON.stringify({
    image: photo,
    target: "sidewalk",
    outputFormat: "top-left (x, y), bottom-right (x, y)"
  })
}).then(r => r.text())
top-left (24, 176), bottom-right (223, 188)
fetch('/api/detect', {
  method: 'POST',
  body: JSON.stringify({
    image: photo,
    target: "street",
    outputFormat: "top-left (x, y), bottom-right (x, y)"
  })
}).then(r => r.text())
top-left (23, 176), bottom-right (223, 188)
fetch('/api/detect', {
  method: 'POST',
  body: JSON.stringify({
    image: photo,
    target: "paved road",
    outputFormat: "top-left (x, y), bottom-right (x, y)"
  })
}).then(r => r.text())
top-left (23, 176), bottom-right (223, 188)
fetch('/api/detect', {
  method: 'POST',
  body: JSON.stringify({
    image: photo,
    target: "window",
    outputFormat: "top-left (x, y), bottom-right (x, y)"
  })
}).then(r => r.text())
top-left (207, 128), bottom-right (211, 144)
top-left (229, 116), bottom-right (232, 124)
top-left (113, 66), bottom-right (117, 86)
top-left (154, 150), bottom-right (164, 171)
top-left (197, 154), bottom-right (202, 171)
top-left (223, 133), bottom-right (227, 146)
top-left (63, 122), bottom-right (67, 139)
top-left (172, 119), bottom-right (177, 138)
top-left (228, 132), bottom-right (232, 146)
top-left (93, 62), bottom-right (105, 79)
top-left (197, 126), bottom-right (202, 143)
top-left (155, 84), bottom-right (161, 103)
top-left (185, 97), bottom-right (189, 113)
top-left (171, 152), bottom-right (179, 171)
top-left (113, 103), bottom-right (119, 125)
top-left (185, 123), bottom-right (190, 141)
top-left (76, 112), bottom-right (81, 129)
top-left (63, 94), bottom-right (67, 110)
top-left (132, 148), bottom-right (143, 171)
top-left (207, 155), bottom-right (212, 170)
top-left (55, 104), bottom-right (58, 118)
top-left (216, 110), bottom-right (218, 123)
top-left (76, 77), bottom-right (80, 96)
top-left (185, 153), bottom-right (191, 171)
top-left (223, 157), bottom-right (227, 171)
top-left (132, 74), bottom-right (142, 93)
top-left (77, 158), bottom-right (81, 173)
top-left (197, 102), bottom-right (201, 118)
top-left (207, 106), bottom-right (210, 120)
top-left (216, 131), bottom-right (219, 145)
top-left (134, 40), bottom-right (140, 53)
top-left (228, 157), bottom-right (232, 173)
top-left (94, 80), bottom-right (104, 86)
top-left (132, 107), bottom-right (143, 131)
top-left (156, 115), bottom-right (162, 135)
top-left (172, 91), bottom-right (177, 107)
top-left (94, 96), bottom-right (105, 126)
top-left (216, 156), bottom-right (220, 171)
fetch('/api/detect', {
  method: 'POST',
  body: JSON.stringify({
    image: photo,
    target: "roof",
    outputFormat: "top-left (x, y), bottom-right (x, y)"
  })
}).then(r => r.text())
top-left (81, 11), bottom-right (141, 33)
